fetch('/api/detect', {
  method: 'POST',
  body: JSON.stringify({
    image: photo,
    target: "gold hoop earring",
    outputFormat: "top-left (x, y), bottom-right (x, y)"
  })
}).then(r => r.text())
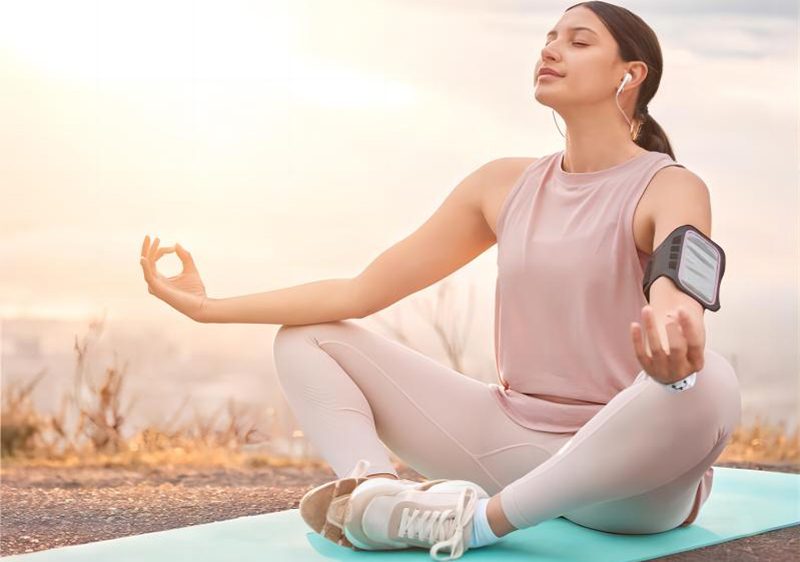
top-left (632, 117), bottom-right (645, 141)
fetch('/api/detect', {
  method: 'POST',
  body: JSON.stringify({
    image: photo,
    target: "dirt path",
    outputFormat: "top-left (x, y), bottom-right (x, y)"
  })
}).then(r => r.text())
top-left (1, 461), bottom-right (797, 559)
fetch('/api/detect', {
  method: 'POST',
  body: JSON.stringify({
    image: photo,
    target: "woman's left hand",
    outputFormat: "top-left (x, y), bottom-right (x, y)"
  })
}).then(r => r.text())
top-left (631, 305), bottom-right (705, 385)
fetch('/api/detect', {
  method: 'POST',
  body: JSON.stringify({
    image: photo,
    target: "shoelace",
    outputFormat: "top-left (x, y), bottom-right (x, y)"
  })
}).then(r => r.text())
top-left (397, 487), bottom-right (478, 561)
top-left (345, 459), bottom-right (478, 559)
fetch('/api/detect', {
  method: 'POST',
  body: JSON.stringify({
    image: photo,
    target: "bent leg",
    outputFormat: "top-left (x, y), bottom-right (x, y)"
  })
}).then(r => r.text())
top-left (272, 320), bottom-right (569, 493)
top-left (498, 349), bottom-right (741, 533)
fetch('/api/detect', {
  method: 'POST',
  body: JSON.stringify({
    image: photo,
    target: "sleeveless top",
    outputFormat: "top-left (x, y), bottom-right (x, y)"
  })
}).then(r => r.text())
top-left (489, 148), bottom-right (712, 526)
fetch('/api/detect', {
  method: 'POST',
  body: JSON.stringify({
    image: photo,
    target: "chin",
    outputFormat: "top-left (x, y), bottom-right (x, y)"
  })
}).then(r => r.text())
top-left (533, 89), bottom-right (559, 107)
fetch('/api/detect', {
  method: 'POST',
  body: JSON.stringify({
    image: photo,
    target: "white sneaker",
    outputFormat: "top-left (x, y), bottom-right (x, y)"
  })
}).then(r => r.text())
top-left (343, 474), bottom-right (488, 560)
top-left (298, 459), bottom-right (449, 549)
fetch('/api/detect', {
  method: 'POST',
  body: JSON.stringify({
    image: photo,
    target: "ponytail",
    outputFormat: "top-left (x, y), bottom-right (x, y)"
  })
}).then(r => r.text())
top-left (634, 110), bottom-right (676, 160)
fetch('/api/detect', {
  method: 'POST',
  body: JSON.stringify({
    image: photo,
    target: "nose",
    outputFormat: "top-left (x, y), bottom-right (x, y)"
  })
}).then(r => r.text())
top-left (539, 40), bottom-right (562, 69)
top-left (540, 42), bottom-right (557, 61)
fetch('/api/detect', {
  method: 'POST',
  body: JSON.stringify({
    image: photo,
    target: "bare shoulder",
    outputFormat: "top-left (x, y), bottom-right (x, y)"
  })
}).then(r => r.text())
top-left (643, 165), bottom-right (710, 220)
top-left (479, 157), bottom-right (540, 240)
top-left (649, 164), bottom-right (707, 191)
top-left (635, 164), bottom-right (710, 253)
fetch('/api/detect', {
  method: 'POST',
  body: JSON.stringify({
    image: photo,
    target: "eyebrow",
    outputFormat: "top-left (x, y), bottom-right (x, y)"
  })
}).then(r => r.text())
top-left (546, 26), bottom-right (598, 39)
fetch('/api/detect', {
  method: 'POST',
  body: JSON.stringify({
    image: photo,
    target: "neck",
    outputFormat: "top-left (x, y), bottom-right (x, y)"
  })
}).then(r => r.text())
top-left (557, 102), bottom-right (645, 173)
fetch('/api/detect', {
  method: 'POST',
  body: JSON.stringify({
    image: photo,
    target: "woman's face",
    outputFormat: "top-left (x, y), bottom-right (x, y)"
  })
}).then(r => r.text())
top-left (534, 7), bottom-right (630, 112)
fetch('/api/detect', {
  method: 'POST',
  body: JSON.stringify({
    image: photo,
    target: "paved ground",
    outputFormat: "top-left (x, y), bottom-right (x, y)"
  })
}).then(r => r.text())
top-left (1, 460), bottom-right (797, 559)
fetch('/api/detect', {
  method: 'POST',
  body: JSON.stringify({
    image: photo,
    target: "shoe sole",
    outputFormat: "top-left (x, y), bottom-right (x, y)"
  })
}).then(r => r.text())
top-left (299, 476), bottom-right (450, 549)
top-left (299, 476), bottom-right (368, 548)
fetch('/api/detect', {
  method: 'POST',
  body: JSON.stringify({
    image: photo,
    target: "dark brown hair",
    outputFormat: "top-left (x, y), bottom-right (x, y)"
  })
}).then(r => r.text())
top-left (566, 1), bottom-right (675, 160)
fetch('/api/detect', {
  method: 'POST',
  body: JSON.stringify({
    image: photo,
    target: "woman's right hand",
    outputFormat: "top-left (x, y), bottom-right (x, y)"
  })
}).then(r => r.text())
top-left (139, 235), bottom-right (209, 322)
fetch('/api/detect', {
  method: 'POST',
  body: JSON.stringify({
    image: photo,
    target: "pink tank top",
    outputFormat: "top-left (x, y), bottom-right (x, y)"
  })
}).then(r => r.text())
top-left (490, 149), bottom-right (686, 432)
top-left (489, 149), bottom-right (712, 526)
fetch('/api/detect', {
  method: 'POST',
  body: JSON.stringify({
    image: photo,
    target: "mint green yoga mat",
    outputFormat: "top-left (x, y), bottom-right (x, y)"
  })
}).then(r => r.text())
top-left (4, 467), bottom-right (798, 561)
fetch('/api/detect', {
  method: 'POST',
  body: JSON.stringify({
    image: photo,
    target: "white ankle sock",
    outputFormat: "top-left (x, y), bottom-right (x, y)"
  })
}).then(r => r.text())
top-left (468, 497), bottom-right (501, 548)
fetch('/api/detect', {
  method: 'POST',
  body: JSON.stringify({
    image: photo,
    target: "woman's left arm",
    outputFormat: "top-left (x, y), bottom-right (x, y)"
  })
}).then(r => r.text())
top-left (631, 168), bottom-right (712, 385)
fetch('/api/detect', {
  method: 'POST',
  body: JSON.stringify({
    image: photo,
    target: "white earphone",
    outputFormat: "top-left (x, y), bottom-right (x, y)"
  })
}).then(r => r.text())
top-left (616, 71), bottom-right (632, 95)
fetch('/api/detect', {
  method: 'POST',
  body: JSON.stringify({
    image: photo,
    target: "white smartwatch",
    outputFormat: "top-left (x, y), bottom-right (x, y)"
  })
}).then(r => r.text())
top-left (660, 372), bottom-right (697, 393)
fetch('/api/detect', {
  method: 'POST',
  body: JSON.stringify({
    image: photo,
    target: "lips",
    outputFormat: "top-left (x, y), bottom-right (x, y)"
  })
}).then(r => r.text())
top-left (538, 68), bottom-right (563, 77)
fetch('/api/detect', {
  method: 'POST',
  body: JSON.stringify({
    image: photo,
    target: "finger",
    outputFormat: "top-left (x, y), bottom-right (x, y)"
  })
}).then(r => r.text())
top-left (631, 322), bottom-right (653, 371)
top-left (174, 243), bottom-right (198, 274)
top-left (139, 254), bottom-right (154, 286)
top-left (643, 306), bottom-right (667, 364)
top-left (678, 308), bottom-right (705, 371)
top-left (141, 254), bottom-right (165, 295)
top-left (148, 237), bottom-right (161, 263)
top-left (155, 246), bottom-right (176, 262)
top-left (141, 235), bottom-right (150, 259)
top-left (665, 313), bottom-right (687, 355)
top-left (664, 314), bottom-right (688, 379)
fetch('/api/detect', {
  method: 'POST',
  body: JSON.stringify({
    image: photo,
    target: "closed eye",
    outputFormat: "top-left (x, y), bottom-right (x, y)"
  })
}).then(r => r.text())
top-left (544, 41), bottom-right (589, 47)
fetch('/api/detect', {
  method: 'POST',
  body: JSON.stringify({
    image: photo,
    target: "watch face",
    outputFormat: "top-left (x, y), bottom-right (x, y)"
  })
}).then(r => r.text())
top-left (677, 230), bottom-right (720, 305)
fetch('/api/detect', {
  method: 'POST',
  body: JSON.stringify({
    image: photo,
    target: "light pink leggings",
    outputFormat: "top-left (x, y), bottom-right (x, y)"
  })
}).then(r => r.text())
top-left (272, 319), bottom-right (741, 533)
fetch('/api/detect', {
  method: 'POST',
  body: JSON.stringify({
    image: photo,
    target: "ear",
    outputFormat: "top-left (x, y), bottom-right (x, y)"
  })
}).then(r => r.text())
top-left (627, 60), bottom-right (649, 89)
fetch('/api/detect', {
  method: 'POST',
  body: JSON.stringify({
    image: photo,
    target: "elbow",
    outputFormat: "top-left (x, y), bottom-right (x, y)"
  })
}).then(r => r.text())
top-left (350, 276), bottom-right (380, 319)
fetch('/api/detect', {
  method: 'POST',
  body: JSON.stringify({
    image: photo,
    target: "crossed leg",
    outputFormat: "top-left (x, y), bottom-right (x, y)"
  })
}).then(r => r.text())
top-left (499, 350), bottom-right (741, 533)
top-left (272, 319), bottom-right (740, 536)
top-left (272, 319), bottom-right (569, 489)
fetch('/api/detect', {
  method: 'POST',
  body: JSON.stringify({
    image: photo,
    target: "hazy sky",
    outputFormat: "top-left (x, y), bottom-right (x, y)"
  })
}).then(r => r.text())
top-left (1, 1), bottom-right (797, 420)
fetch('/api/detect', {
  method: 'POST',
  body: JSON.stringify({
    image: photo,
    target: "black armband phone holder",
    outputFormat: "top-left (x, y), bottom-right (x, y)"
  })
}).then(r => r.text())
top-left (642, 224), bottom-right (726, 312)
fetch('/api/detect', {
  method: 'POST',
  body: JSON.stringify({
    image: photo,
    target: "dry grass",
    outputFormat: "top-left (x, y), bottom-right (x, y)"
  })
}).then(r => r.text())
top-left (2, 295), bottom-right (798, 470)
top-left (0, 316), bottom-right (320, 471)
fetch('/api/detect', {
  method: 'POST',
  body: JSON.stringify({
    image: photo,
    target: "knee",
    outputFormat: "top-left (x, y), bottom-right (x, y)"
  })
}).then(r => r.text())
top-left (273, 324), bottom-right (316, 375)
top-left (272, 320), bottom-right (361, 394)
top-left (273, 324), bottom-right (302, 360)
top-left (273, 323), bottom-right (307, 349)
top-left (695, 348), bottom-right (742, 436)
top-left (272, 324), bottom-right (321, 392)
top-left (272, 320), bottom-right (353, 361)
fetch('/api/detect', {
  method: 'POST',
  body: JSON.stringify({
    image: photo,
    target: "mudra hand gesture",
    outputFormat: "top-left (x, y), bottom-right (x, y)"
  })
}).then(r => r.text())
top-left (139, 235), bottom-right (208, 321)
top-left (631, 305), bottom-right (705, 385)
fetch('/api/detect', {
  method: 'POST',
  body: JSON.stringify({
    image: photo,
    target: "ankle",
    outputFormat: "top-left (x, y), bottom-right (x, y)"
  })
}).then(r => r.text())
top-left (486, 495), bottom-right (516, 537)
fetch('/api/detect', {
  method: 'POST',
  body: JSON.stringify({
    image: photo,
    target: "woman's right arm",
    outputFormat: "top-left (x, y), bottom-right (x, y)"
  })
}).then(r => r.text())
top-left (198, 278), bottom-right (366, 325)
top-left (140, 237), bottom-right (367, 326)
top-left (196, 157), bottom-right (519, 325)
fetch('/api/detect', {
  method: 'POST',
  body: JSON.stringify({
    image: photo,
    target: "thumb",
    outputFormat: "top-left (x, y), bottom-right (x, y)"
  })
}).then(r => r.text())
top-left (174, 243), bottom-right (198, 273)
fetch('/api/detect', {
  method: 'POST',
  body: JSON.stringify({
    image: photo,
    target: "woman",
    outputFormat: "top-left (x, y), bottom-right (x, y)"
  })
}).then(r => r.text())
top-left (138, 2), bottom-right (740, 560)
